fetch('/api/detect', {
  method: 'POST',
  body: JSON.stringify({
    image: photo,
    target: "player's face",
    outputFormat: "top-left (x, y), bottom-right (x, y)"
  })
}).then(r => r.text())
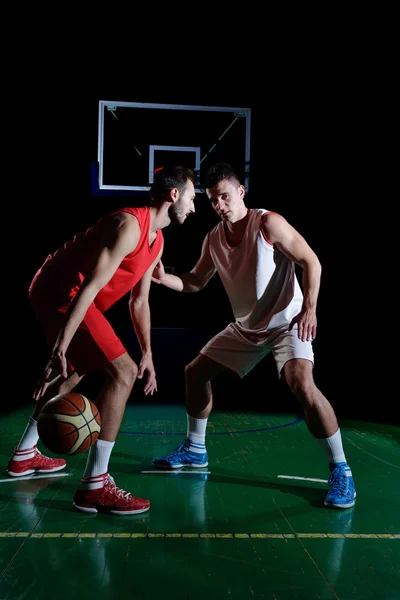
top-left (169, 180), bottom-right (196, 225)
top-left (206, 179), bottom-right (245, 223)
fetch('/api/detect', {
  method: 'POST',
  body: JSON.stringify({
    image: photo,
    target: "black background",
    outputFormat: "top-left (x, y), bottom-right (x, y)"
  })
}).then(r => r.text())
top-left (5, 53), bottom-right (389, 426)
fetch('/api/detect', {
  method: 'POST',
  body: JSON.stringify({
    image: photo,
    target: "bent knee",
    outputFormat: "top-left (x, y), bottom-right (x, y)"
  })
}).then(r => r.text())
top-left (185, 360), bottom-right (201, 381)
top-left (108, 353), bottom-right (138, 388)
top-left (185, 354), bottom-right (224, 384)
top-left (287, 375), bottom-right (315, 398)
top-left (284, 361), bottom-right (315, 398)
top-left (284, 359), bottom-right (313, 385)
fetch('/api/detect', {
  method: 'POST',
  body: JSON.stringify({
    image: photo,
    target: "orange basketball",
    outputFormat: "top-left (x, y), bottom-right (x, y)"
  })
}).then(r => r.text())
top-left (37, 393), bottom-right (101, 455)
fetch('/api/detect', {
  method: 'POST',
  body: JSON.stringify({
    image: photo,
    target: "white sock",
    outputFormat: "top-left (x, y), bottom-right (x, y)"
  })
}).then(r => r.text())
top-left (187, 413), bottom-right (207, 451)
top-left (14, 418), bottom-right (39, 459)
top-left (82, 439), bottom-right (115, 486)
top-left (316, 429), bottom-right (347, 465)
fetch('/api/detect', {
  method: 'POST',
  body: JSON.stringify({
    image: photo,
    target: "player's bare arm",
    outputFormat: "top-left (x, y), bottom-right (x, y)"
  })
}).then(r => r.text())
top-left (129, 245), bottom-right (163, 395)
top-left (152, 233), bottom-right (216, 293)
top-left (262, 212), bottom-right (322, 341)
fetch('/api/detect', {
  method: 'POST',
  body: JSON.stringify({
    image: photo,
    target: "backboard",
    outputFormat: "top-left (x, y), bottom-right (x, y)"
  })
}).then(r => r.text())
top-left (96, 101), bottom-right (251, 195)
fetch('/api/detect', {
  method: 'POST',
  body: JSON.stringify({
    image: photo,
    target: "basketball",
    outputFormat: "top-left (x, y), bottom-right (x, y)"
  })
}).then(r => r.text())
top-left (37, 393), bottom-right (101, 455)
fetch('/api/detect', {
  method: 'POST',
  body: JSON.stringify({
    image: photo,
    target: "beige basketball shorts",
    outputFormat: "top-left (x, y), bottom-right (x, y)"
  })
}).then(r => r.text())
top-left (200, 322), bottom-right (314, 378)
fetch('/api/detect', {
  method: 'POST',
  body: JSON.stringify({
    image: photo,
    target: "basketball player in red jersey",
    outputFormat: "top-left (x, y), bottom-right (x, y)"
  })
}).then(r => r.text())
top-left (151, 163), bottom-right (356, 509)
top-left (7, 166), bottom-right (196, 515)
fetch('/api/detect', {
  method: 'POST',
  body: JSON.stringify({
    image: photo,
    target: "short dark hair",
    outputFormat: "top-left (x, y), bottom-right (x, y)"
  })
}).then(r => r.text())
top-left (203, 162), bottom-right (242, 190)
top-left (150, 166), bottom-right (196, 203)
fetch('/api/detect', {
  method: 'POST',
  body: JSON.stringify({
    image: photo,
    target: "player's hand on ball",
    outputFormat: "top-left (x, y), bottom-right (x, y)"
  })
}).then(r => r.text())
top-left (33, 349), bottom-right (68, 401)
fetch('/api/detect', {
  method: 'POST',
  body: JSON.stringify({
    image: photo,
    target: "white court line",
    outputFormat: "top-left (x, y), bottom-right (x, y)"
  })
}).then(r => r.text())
top-left (0, 473), bottom-right (71, 483)
top-left (278, 475), bottom-right (328, 483)
top-left (141, 470), bottom-right (211, 475)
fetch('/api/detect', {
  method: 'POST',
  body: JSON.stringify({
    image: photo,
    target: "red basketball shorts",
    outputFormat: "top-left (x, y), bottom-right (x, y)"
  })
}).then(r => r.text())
top-left (29, 293), bottom-right (127, 376)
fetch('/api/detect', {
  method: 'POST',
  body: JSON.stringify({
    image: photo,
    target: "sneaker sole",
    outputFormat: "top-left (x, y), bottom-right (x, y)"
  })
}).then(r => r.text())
top-left (324, 491), bottom-right (357, 509)
top-left (73, 502), bottom-right (150, 515)
top-left (152, 462), bottom-right (208, 470)
top-left (324, 500), bottom-right (356, 508)
top-left (7, 464), bottom-right (66, 477)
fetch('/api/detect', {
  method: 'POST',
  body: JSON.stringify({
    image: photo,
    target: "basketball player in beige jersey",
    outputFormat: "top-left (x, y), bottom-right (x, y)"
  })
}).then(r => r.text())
top-left (151, 162), bottom-right (356, 509)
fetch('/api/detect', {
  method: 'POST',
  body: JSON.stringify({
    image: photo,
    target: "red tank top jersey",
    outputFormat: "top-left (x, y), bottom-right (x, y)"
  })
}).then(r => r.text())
top-left (29, 207), bottom-right (163, 312)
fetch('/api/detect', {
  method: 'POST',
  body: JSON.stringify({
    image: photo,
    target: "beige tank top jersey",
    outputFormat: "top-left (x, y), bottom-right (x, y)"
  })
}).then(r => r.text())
top-left (207, 209), bottom-right (304, 339)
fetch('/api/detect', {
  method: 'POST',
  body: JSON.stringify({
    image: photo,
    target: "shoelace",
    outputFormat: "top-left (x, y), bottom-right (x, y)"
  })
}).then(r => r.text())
top-left (328, 466), bottom-right (348, 494)
top-left (31, 448), bottom-right (44, 460)
top-left (170, 438), bottom-right (190, 456)
top-left (105, 475), bottom-right (133, 500)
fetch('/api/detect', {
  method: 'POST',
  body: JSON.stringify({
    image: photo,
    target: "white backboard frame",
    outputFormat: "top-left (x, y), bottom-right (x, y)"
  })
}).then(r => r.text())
top-left (97, 101), bottom-right (251, 193)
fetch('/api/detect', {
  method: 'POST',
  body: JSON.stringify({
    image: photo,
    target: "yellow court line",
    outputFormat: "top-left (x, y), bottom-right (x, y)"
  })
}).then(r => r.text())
top-left (0, 532), bottom-right (398, 539)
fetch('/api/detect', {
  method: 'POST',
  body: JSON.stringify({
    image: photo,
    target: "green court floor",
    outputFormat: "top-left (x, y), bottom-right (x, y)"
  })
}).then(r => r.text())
top-left (0, 403), bottom-right (399, 599)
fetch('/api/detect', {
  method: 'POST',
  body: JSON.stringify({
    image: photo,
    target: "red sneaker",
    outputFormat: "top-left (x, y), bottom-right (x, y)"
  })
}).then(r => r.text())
top-left (7, 446), bottom-right (67, 477)
top-left (73, 473), bottom-right (150, 515)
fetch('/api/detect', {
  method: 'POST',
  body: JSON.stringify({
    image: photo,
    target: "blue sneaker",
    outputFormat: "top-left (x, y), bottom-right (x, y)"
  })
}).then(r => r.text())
top-left (152, 438), bottom-right (208, 469)
top-left (324, 462), bottom-right (356, 508)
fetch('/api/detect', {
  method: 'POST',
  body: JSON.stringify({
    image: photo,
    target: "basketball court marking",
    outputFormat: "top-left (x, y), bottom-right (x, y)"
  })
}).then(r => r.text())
top-left (121, 415), bottom-right (303, 436)
top-left (143, 472), bottom-right (326, 481)
top-left (141, 470), bottom-right (211, 475)
top-left (0, 531), bottom-right (398, 539)
top-left (0, 473), bottom-right (71, 484)
top-left (278, 475), bottom-right (329, 484)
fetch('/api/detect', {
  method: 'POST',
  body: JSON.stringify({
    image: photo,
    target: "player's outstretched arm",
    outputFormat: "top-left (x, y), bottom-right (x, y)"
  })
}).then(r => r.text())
top-left (152, 232), bottom-right (216, 293)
